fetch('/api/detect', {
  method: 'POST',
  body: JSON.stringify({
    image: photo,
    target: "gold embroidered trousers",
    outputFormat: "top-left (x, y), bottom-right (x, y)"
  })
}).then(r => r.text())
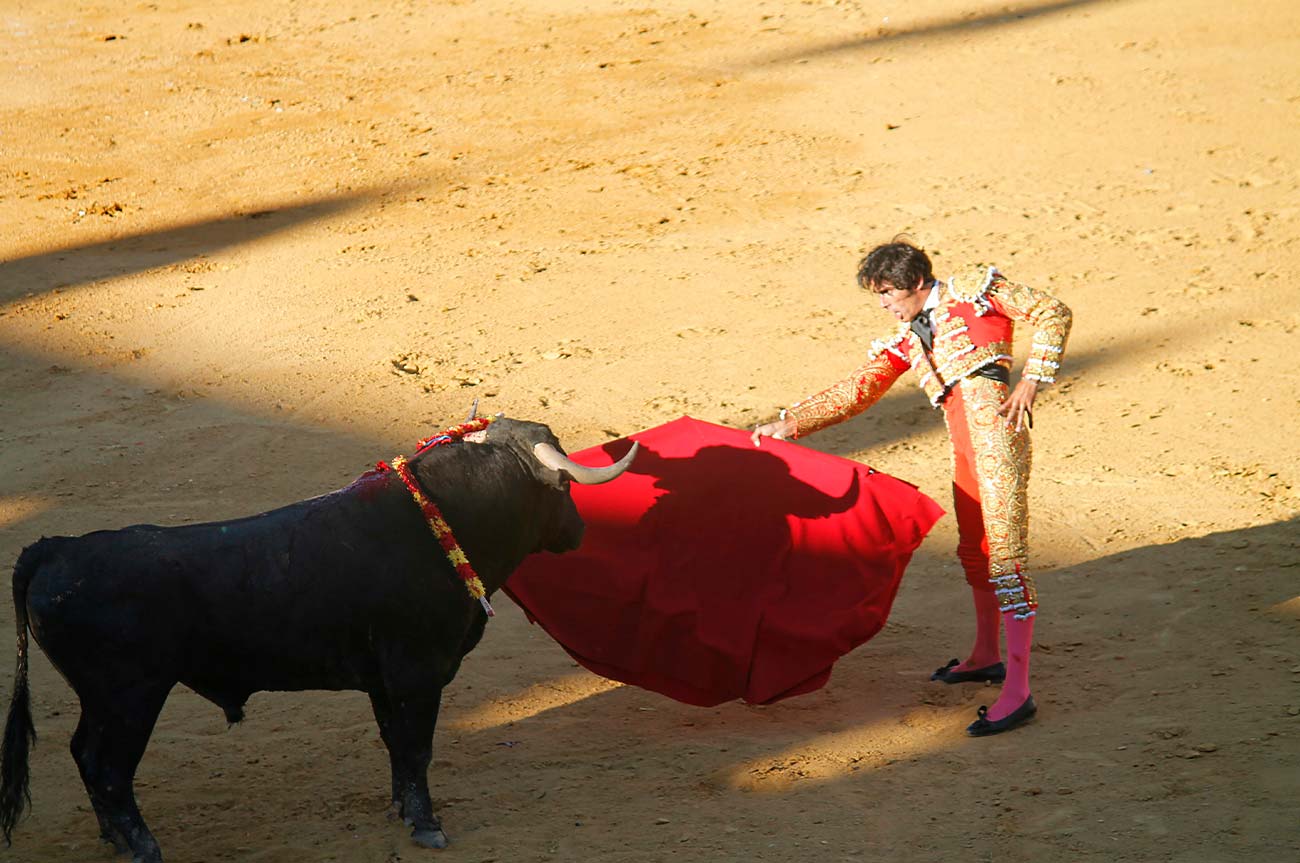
top-left (942, 376), bottom-right (1037, 618)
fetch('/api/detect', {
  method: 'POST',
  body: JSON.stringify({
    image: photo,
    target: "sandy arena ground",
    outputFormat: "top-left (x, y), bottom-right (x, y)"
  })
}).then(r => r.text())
top-left (2, 1), bottom-right (1298, 861)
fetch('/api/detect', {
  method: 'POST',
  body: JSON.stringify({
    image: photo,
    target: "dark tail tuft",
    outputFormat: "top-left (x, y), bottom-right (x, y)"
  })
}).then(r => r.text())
top-left (1, 542), bottom-right (43, 846)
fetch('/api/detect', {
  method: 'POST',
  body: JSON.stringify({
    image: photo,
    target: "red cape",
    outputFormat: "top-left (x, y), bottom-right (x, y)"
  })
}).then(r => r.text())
top-left (505, 417), bottom-right (944, 706)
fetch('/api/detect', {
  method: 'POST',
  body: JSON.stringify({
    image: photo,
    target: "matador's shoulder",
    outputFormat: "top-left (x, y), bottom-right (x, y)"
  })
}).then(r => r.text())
top-left (942, 263), bottom-right (1003, 316)
top-left (869, 323), bottom-right (912, 359)
top-left (945, 263), bottom-right (1000, 303)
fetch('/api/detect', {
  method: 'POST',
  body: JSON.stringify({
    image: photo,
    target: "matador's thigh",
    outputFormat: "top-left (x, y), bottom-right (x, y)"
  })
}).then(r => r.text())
top-left (943, 376), bottom-right (1037, 619)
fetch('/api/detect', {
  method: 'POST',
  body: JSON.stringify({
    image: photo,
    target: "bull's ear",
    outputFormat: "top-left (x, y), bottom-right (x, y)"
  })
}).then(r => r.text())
top-left (463, 430), bottom-right (489, 444)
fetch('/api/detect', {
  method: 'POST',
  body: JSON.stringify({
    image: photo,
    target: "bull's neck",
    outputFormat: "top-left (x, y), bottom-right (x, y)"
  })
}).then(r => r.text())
top-left (407, 454), bottom-right (535, 597)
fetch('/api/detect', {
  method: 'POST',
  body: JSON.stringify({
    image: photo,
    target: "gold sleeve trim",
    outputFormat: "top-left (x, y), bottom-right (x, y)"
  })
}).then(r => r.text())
top-left (986, 274), bottom-right (1072, 383)
top-left (788, 349), bottom-right (904, 437)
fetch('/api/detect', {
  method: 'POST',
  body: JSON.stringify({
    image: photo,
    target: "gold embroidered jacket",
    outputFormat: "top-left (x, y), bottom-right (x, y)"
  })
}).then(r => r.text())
top-left (789, 265), bottom-right (1072, 437)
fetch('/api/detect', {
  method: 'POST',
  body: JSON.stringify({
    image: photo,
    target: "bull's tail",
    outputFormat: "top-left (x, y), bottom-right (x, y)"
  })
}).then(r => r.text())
top-left (0, 541), bottom-right (43, 846)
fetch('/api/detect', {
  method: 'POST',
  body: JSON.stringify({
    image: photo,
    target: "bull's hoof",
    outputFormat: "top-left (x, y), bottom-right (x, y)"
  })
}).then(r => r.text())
top-left (411, 827), bottom-right (450, 849)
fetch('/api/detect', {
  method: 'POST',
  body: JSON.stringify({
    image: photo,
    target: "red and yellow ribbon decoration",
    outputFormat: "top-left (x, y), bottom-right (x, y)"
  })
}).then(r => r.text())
top-left (380, 416), bottom-right (496, 616)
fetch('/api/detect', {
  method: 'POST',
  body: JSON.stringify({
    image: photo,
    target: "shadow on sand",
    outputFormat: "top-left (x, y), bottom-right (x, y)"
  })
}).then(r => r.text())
top-left (746, 0), bottom-right (1121, 67)
top-left (0, 188), bottom-right (379, 305)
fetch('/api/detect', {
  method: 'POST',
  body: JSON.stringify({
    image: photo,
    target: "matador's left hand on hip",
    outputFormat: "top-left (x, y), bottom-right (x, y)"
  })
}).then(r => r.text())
top-left (998, 378), bottom-right (1039, 432)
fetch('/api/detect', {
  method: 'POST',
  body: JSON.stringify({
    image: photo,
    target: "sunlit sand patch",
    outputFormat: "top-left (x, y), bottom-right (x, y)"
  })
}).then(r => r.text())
top-left (444, 672), bottom-right (624, 732)
top-left (723, 707), bottom-right (960, 791)
top-left (1264, 596), bottom-right (1300, 620)
top-left (0, 495), bottom-right (50, 531)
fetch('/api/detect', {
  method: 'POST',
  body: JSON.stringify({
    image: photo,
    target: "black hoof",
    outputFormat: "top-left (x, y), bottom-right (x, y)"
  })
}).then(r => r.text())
top-left (125, 832), bottom-right (162, 863)
top-left (411, 827), bottom-right (450, 849)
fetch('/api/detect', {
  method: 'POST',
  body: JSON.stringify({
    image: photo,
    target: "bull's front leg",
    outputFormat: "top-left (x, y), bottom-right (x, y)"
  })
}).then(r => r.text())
top-left (369, 688), bottom-right (448, 849)
top-left (368, 692), bottom-right (404, 816)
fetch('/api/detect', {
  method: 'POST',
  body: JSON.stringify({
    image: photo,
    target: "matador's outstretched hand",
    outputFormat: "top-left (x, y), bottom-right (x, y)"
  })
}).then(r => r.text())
top-left (751, 415), bottom-right (797, 447)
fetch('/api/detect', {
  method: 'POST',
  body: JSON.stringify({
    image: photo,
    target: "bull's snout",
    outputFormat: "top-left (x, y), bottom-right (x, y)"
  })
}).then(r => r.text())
top-left (546, 507), bottom-right (585, 554)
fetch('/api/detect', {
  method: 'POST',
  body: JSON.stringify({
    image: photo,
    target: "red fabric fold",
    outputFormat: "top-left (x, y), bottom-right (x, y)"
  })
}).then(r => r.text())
top-left (505, 416), bottom-right (944, 706)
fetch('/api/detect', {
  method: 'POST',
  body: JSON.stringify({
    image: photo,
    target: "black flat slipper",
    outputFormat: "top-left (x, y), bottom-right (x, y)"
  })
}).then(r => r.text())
top-left (966, 696), bottom-right (1037, 737)
top-left (930, 658), bottom-right (1007, 685)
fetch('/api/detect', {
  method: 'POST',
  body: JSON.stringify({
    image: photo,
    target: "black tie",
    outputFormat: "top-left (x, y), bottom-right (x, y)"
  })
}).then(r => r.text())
top-left (910, 309), bottom-right (934, 353)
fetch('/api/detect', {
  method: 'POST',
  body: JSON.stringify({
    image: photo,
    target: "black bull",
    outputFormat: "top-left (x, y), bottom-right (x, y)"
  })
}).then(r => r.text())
top-left (0, 417), bottom-right (636, 862)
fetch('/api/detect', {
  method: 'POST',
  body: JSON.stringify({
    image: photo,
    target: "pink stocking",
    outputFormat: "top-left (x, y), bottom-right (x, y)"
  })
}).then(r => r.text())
top-left (955, 587), bottom-right (1002, 671)
top-left (987, 612), bottom-right (1034, 721)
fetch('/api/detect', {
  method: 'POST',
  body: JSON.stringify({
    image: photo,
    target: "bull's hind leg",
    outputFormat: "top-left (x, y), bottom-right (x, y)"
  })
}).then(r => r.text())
top-left (369, 688), bottom-right (447, 849)
top-left (70, 684), bottom-right (171, 863)
top-left (71, 714), bottom-right (131, 854)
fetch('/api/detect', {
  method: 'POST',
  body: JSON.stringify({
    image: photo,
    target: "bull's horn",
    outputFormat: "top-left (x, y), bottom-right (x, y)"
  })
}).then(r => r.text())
top-left (466, 399), bottom-right (479, 421)
top-left (533, 441), bottom-right (639, 485)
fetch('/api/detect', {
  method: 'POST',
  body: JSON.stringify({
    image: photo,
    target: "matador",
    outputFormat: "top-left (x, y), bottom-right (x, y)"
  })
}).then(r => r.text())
top-left (752, 240), bottom-right (1072, 736)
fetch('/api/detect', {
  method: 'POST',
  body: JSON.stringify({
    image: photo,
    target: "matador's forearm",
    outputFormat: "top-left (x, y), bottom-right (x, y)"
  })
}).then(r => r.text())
top-left (786, 351), bottom-right (905, 438)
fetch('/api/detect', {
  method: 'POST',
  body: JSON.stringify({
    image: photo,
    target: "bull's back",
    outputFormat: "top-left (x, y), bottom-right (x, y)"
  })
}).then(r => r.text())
top-left (24, 528), bottom-right (212, 683)
top-left (22, 485), bottom-right (470, 699)
top-left (23, 500), bottom-right (340, 682)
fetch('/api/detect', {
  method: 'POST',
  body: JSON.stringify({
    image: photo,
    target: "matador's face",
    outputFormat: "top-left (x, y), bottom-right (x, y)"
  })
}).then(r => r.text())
top-left (875, 276), bottom-right (930, 323)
